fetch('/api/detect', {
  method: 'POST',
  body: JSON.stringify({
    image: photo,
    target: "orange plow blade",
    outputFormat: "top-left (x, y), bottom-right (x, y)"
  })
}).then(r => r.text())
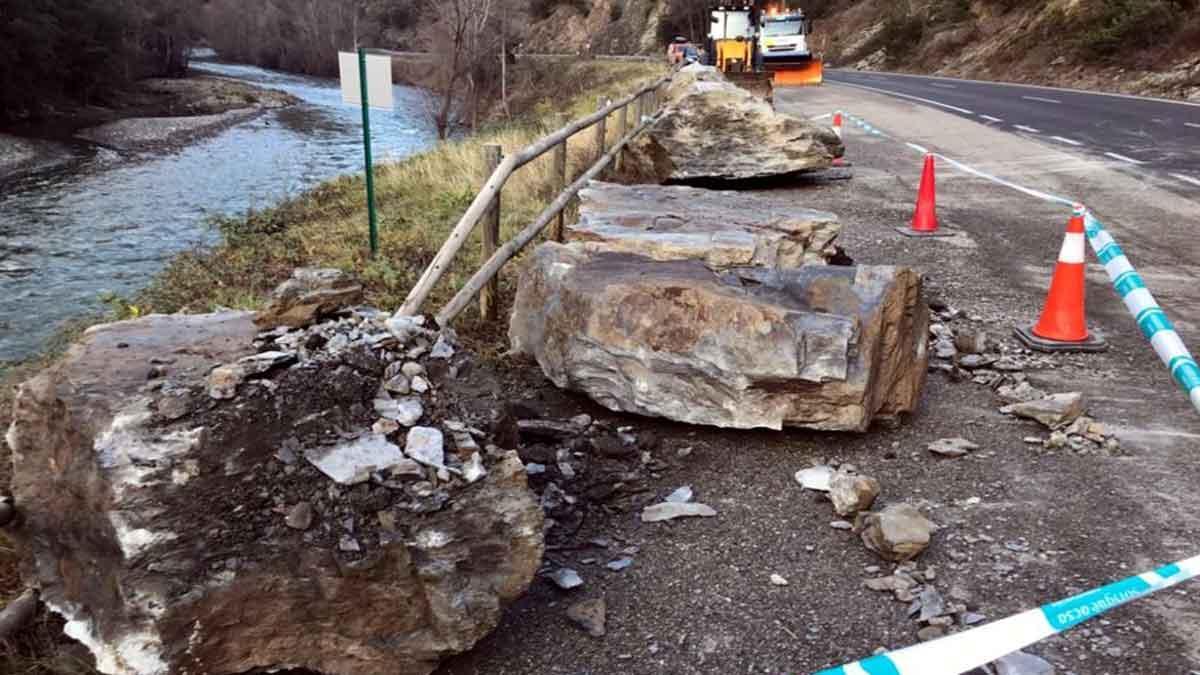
top-left (768, 58), bottom-right (823, 87)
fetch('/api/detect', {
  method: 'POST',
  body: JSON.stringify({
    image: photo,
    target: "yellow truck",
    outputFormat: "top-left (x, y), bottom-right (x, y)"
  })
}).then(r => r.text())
top-left (704, 1), bottom-right (823, 94)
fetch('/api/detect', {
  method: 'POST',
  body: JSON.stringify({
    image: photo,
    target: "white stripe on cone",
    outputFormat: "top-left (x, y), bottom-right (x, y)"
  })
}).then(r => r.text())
top-left (1058, 232), bottom-right (1086, 264)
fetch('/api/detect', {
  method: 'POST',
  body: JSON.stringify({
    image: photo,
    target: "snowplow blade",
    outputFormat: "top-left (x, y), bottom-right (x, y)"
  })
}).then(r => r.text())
top-left (768, 59), bottom-right (823, 87)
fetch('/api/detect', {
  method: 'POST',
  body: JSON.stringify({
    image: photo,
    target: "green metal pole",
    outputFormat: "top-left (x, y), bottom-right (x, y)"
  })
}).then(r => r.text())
top-left (358, 47), bottom-right (379, 257)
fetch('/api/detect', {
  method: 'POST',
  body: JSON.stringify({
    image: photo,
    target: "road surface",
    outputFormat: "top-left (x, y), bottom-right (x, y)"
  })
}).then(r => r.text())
top-left (826, 69), bottom-right (1200, 188)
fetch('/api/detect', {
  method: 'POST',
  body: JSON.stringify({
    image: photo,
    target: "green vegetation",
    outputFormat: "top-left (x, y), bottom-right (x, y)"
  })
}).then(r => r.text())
top-left (139, 59), bottom-right (664, 340)
top-left (1069, 0), bottom-right (1188, 58)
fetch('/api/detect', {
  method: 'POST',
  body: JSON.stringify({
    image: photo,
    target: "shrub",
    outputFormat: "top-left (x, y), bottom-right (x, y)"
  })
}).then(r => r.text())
top-left (1072, 0), bottom-right (1185, 59)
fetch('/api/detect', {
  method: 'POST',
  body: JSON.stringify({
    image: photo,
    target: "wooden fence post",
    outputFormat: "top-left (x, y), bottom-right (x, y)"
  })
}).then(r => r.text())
top-left (595, 97), bottom-right (608, 163)
top-left (552, 113), bottom-right (569, 243)
top-left (480, 144), bottom-right (503, 321)
top-left (616, 102), bottom-right (628, 173)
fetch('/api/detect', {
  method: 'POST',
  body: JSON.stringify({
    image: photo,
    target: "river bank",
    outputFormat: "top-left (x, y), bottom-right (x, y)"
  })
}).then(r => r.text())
top-left (0, 74), bottom-right (297, 182)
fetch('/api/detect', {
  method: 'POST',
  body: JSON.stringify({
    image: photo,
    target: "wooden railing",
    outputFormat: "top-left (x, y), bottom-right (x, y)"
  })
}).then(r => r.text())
top-left (397, 74), bottom-right (673, 326)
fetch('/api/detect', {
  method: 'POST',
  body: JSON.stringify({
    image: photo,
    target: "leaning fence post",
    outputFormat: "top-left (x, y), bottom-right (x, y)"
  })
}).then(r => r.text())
top-left (480, 144), bottom-right (503, 321)
top-left (616, 102), bottom-right (629, 173)
top-left (552, 113), bottom-right (569, 243)
top-left (595, 97), bottom-right (608, 163)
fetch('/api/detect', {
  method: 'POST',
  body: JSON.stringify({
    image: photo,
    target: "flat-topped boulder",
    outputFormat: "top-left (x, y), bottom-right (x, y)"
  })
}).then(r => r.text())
top-left (626, 71), bottom-right (843, 184)
top-left (510, 243), bottom-right (928, 431)
top-left (571, 181), bottom-right (841, 267)
top-left (6, 310), bottom-right (542, 675)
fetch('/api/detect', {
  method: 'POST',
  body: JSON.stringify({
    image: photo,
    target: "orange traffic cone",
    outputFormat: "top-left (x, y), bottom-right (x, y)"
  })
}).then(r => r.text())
top-left (832, 111), bottom-right (844, 139)
top-left (896, 154), bottom-right (952, 237)
top-left (1015, 205), bottom-right (1107, 352)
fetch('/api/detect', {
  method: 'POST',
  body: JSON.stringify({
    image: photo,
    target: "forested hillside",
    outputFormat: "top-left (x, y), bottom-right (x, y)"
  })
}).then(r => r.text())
top-left (1, 0), bottom-right (196, 122)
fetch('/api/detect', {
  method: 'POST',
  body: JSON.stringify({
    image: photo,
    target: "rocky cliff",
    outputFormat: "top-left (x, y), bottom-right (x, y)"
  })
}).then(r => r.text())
top-left (523, 0), bottom-right (667, 54)
top-left (812, 0), bottom-right (1200, 100)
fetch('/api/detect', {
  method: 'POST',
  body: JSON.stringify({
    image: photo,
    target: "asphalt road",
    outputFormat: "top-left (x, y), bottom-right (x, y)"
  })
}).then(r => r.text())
top-left (826, 69), bottom-right (1200, 188)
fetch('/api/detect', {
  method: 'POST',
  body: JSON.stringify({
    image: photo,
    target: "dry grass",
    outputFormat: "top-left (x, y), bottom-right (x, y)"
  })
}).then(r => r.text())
top-left (0, 57), bottom-right (665, 674)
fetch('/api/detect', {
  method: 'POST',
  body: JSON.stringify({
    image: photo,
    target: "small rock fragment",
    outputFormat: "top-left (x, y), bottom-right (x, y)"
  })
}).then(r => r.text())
top-left (794, 465), bottom-right (835, 492)
top-left (829, 472), bottom-right (881, 516)
top-left (993, 650), bottom-right (1055, 675)
top-left (208, 364), bottom-right (245, 400)
top-left (373, 418), bottom-right (400, 435)
top-left (860, 503), bottom-right (935, 562)
top-left (664, 486), bottom-right (693, 503)
top-left (374, 396), bottom-right (423, 426)
top-left (830, 520), bottom-right (853, 530)
top-left (410, 376), bottom-right (431, 393)
top-left (306, 434), bottom-right (406, 485)
top-left (462, 452), bottom-right (487, 484)
top-left (1001, 392), bottom-right (1084, 428)
top-left (927, 437), bottom-right (980, 458)
top-left (605, 557), bottom-right (633, 572)
top-left (285, 502), bottom-right (314, 530)
top-left (405, 427), bottom-right (445, 468)
top-left (430, 334), bottom-right (455, 359)
top-left (338, 535), bottom-right (361, 552)
top-left (550, 568), bottom-right (584, 590)
top-left (770, 573), bottom-right (789, 586)
top-left (996, 381), bottom-right (1046, 404)
top-left (917, 586), bottom-right (946, 621)
top-left (566, 598), bottom-right (606, 637)
top-left (916, 625), bottom-right (945, 641)
top-left (641, 502), bottom-right (716, 522)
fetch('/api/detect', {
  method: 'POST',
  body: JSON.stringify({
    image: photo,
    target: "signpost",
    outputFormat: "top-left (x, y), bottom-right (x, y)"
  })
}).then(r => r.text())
top-left (338, 48), bottom-right (394, 257)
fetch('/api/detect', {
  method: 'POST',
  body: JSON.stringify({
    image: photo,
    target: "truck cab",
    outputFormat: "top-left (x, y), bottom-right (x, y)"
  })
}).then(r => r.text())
top-left (759, 11), bottom-right (813, 63)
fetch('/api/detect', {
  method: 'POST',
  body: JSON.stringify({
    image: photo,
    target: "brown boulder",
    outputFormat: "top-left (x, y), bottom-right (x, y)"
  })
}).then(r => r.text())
top-left (626, 75), bottom-right (843, 184)
top-left (255, 267), bottom-right (363, 329)
top-left (6, 311), bottom-right (542, 675)
top-left (509, 243), bottom-right (928, 431)
top-left (571, 181), bottom-right (841, 267)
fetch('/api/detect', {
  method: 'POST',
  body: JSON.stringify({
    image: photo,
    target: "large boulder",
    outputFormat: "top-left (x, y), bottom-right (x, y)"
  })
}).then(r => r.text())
top-left (5, 310), bottom-right (543, 675)
top-left (571, 181), bottom-right (841, 267)
top-left (627, 74), bottom-right (843, 184)
top-left (509, 243), bottom-right (928, 431)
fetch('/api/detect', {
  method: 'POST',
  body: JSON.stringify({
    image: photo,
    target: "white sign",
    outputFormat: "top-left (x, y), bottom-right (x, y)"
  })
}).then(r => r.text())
top-left (338, 51), bottom-right (394, 110)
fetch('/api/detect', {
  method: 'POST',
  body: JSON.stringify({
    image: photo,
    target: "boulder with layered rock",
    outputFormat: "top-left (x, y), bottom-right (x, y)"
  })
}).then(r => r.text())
top-left (626, 70), bottom-right (843, 184)
top-left (571, 181), bottom-right (841, 267)
top-left (5, 308), bottom-right (542, 675)
top-left (509, 243), bottom-right (928, 431)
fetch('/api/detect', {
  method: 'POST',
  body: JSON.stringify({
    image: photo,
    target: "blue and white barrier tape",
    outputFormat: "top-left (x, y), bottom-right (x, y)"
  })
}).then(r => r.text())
top-left (815, 554), bottom-right (1200, 675)
top-left (1084, 211), bottom-right (1200, 415)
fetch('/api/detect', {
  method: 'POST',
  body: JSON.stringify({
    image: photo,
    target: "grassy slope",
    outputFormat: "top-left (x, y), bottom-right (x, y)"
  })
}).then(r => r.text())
top-left (0, 57), bottom-right (665, 674)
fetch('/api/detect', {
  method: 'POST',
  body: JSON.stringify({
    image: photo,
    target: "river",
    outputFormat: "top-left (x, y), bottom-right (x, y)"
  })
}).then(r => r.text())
top-left (0, 60), bottom-right (436, 364)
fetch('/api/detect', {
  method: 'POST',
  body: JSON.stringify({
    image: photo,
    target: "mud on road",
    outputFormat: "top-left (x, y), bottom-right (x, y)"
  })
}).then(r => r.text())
top-left (438, 85), bottom-right (1200, 675)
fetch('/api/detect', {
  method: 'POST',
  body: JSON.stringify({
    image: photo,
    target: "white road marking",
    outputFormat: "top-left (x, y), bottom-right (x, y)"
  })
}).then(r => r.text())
top-left (906, 143), bottom-right (929, 154)
top-left (980, 115), bottom-right (1004, 123)
top-left (1050, 136), bottom-right (1083, 146)
top-left (834, 81), bottom-right (975, 115)
top-left (1022, 95), bottom-right (1063, 104)
top-left (1171, 173), bottom-right (1200, 187)
top-left (809, 113), bottom-right (832, 121)
top-left (1014, 125), bottom-right (1040, 133)
top-left (826, 69), bottom-right (1200, 108)
top-left (930, 83), bottom-right (957, 89)
top-left (1104, 151), bottom-right (1146, 165)
top-left (1186, 122), bottom-right (1200, 129)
